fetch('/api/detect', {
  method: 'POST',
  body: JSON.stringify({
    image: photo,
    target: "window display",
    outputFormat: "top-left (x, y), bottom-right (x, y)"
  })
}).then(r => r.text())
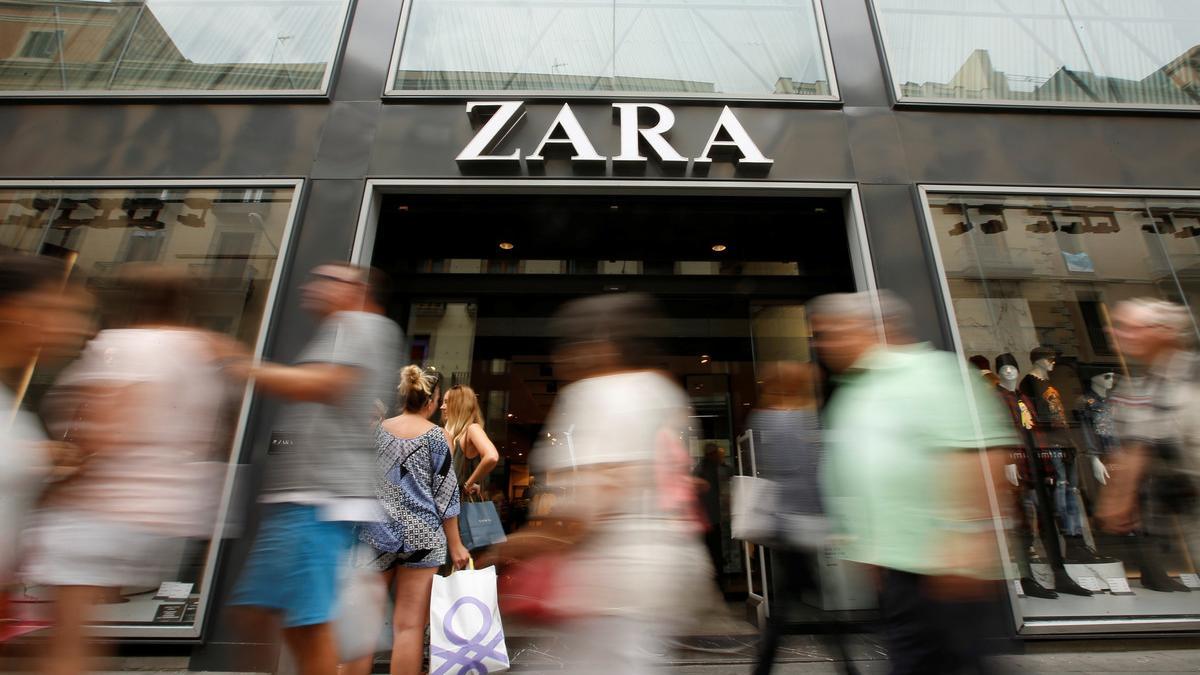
top-left (926, 188), bottom-right (1200, 631)
top-left (0, 182), bottom-right (298, 635)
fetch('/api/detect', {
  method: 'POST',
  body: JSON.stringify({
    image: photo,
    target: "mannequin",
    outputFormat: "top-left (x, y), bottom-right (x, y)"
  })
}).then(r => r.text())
top-left (1074, 371), bottom-right (1116, 485)
top-left (993, 354), bottom-right (1090, 598)
top-left (1018, 348), bottom-right (1094, 562)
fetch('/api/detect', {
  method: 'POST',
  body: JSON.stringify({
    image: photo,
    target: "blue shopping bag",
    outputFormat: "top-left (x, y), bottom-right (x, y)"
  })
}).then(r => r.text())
top-left (459, 499), bottom-right (507, 551)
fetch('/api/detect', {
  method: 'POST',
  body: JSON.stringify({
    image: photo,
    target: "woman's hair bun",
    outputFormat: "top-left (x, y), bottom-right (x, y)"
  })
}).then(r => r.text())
top-left (398, 364), bottom-right (438, 412)
top-left (401, 364), bottom-right (423, 386)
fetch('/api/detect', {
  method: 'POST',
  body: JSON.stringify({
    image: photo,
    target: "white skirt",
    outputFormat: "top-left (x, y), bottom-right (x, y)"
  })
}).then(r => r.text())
top-left (22, 509), bottom-right (182, 588)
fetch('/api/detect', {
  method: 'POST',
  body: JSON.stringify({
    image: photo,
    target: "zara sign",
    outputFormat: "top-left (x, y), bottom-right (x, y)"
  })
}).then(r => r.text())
top-left (456, 101), bottom-right (773, 175)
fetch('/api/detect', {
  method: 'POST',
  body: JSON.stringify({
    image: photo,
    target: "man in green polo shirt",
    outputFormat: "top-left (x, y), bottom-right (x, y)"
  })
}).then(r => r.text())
top-left (811, 291), bottom-right (1015, 675)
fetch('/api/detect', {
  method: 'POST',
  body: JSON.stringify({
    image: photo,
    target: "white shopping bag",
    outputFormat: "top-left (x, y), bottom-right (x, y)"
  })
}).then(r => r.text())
top-left (429, 564), bottom-right (510, 675)
top-left (334, 549), bottom-right (389, 662)
top-left (730, 475), bottom-right (779, 544)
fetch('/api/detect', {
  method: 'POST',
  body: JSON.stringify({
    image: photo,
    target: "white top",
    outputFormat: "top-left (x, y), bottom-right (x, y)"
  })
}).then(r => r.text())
top-left (0, 384), bottom-right (48, 579)
top-left (43, 329), bottom-right (230, 537)
top-left (533, 371), bottom-right (713, 624)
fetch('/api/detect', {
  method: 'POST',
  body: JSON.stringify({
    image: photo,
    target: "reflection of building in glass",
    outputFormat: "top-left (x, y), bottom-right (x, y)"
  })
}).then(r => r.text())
top-left (395, 70), bottom-right (720, 93)
top-left (0, 187), bottom-right (288, 342)
top-left (900, 46), bottom-right (1200, 105)
top-left (395, 69), bottom-right (830, 95)
top-left (392, 0), bottom-right (833, 96)
top-left (0, 0), bottom-right (334, 92)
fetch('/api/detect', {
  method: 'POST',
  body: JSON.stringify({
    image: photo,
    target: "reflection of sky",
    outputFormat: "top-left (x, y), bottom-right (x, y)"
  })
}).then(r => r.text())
top-left (397, 0), bottom-right (829, 91)
top-left (143, 0), bottom-right (345, 64)
top-left (877, 0), bottom-right (1200, 86)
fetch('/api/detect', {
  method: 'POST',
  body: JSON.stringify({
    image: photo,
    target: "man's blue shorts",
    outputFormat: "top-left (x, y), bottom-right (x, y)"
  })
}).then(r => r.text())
top-left (230, 503), bottom-right (355, 628)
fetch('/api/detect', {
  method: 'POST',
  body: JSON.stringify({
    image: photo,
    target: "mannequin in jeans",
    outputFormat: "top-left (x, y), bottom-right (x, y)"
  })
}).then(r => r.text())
top-left (1076, 372), bottom-right (1116, 484)
top-left (996, 354), bottom-right (1091, 597)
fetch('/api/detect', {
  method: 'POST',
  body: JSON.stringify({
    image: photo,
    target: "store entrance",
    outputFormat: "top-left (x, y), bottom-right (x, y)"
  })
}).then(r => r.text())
top-left (367, 189), bottom-right (859, 625)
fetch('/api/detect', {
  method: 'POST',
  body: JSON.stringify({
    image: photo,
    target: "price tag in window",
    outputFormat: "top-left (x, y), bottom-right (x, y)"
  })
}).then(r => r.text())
top-left (1012, 579), bottom-right (1026, 597)
top-left (1179, 574), bottom-right (1200, 589)
top-left (154, 581), bottom-right (193, 600)
top-left (1106, 577), bottom-right (1135, 595)
top-left (153, 603), bottom-right (186, 623)
top-left (1076, 576), bottom-right (1103, 592)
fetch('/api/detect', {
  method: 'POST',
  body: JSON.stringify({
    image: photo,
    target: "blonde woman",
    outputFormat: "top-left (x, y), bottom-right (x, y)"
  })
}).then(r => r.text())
top-left (442, 385), bottom-right (500, 502)
top-left (352, 365), bottom-right (469, 675)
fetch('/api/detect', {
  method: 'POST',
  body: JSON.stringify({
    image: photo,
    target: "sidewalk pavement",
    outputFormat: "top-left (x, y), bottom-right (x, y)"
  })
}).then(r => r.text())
top-left (8, 637), bottom-right (1200, 674)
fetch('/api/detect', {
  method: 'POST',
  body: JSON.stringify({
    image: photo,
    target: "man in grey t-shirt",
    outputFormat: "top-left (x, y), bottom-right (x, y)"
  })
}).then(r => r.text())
top-left (229, 263), bottom-right (400, 675)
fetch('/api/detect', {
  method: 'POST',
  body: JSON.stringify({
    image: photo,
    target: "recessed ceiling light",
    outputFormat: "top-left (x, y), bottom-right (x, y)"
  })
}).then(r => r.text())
top-left (711, 244), bottom-right (727, 252)
top-left (499, 241), bottom-right (514, 250)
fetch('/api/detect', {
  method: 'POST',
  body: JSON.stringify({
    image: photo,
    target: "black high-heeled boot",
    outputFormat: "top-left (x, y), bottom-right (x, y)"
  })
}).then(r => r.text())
top-left (1053, 568), bottom-right (1093, 596)
top-left (1021, 577), bottom-right (1058, 599)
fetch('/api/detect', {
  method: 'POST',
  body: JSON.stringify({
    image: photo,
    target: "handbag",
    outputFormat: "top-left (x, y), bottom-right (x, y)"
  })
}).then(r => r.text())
top-left (492, 525), bottom-right (579, 624)
top-left (430, 561), bottom-right (510, 674)
top-left (460, 496), bottom-right (508, 551)
top-left (496, 553), bottom-right (569, 625)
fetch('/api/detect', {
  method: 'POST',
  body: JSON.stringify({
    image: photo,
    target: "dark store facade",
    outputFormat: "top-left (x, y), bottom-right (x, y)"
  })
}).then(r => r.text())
top-left (2, 0), bottom-right (1199, 658)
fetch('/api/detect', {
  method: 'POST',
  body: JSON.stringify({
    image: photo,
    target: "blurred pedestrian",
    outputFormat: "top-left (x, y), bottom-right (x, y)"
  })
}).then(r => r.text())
top-left (442, 384), bottom-right (500, 503)
top-left (1099, 299), bottom-right (1199, 591)
top-left (0, 254), bottom-right (88, 625)
top-left (505, 293), bottom-right (713, 675)
top-left (347, 365), bottom-right (469, 675)
top-left (696, 442), bottom-right (729, 586)
top-left (227, 263), bottom-right (401, 675)
top-left (749, 361), bottom-right (857, 675)
top-left (813, 291), bottom-right (1014, 675)
top-left (26, 264), bottom-right (233, 675)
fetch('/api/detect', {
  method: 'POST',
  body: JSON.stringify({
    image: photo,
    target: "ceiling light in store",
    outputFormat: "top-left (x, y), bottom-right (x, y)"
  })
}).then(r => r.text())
top-left (610, 204), bottom-right (619, 210)
top-left (506, 413), bottom-right (514, 418)
top-left (700, 354), bottom-right (711, 365)
top-left (814, 207), bottom-right (825, 213)
top-left (397, 205), bottom-right (409, 212)
top-left (499, 241), bottom-right (515, 250)
top-left (711, 244), bottom-right (727, 252)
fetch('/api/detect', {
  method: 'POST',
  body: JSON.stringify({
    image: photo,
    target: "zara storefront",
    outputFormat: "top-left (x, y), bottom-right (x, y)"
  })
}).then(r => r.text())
top-left (2, 0), bottom-right (1200, 660)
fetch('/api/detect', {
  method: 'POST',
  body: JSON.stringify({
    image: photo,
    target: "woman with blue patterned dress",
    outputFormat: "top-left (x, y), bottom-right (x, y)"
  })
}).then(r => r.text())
top-left (349, 365), bottom-right (468, 675)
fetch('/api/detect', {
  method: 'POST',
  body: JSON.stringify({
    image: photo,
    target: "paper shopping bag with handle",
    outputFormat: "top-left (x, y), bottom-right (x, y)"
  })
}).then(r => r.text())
top-left (429, 563), bottom-right (510, 674)
top-left (460, 497), bottom-right (508, 551)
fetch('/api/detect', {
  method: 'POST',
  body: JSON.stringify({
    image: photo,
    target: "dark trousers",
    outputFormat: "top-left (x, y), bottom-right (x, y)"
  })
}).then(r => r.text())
top-left (753, 549), bottom-right (857, 675)
top-left (878, 569), bottom-right (1009, 675)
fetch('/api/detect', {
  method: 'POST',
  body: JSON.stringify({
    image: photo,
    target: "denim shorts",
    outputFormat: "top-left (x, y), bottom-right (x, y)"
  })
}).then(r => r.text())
top-left (230, 503), bottom-right (354, 628)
